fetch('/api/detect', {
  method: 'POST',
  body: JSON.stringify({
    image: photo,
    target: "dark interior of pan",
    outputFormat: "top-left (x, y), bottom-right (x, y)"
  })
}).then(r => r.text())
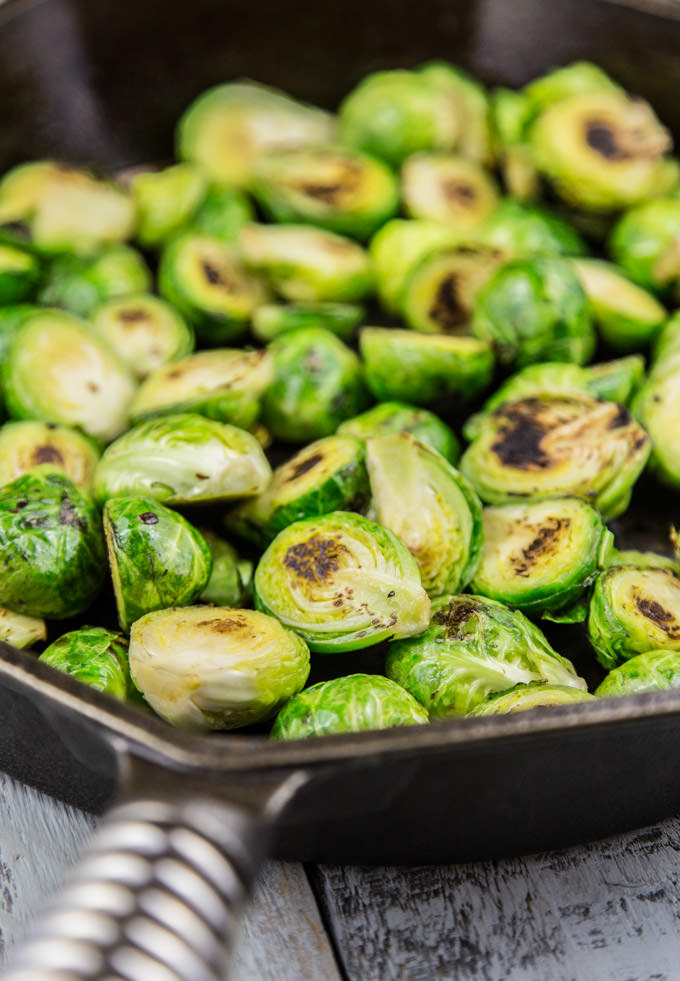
top-left (2, 0), bottom-right (680, 865)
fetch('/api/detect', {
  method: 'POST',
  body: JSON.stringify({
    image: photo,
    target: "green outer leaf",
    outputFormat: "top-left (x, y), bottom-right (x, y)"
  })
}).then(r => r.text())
top-left (189, 186), bottom-right (256, 243)
top-left (468, 681), bottom-right (596, 716)
top-left (584, 356), bottom-right (645, 405)
top-left (337, 401), bottom-right (459, 463)
top-left (252, 303), bottom-right (364, 344)
top-left (479, 199), bottom-right (587, 258)
top-left (595, 649), bottom-right (680, 697)
top-left (40, 626), bottom-right (145, 704)
top-left (131, 163), bottom-right (207, 248)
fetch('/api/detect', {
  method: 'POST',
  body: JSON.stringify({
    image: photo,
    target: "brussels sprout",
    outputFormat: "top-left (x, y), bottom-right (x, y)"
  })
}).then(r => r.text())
top-left (595, 649), bottom-right (680, 698)
top-left (523, 61), bottom-right (620, 114)
top-left (227, 434), bottom-right (369, 547)
top-left (386, 593), bottom-right (585, 717)
top-left (38, 245), bottom-right (152, 318)
top-left (188, 185), bottom-right (256, 243)
top-left (131, 163), bottom-right (207, 248)
top-left (609, 198), bottom-right (680, 295)
top-left (0, 607), bottom-right (46, 649)
top-left (470, 497), bottom-right (612, 616)
top-left (0, 467), bottom-right (104, 619)
top-left (472, 256), bottom-right (595, 367)
top-left (588, 565), bottom-right (680, 669)
top-left (368, 219), bottom-right (464, 314)
top-left (530, 91), bottom-right (674, 212)
top-left (252, 147), bottom-right (399, 240)
top-left (459, 395), bottom-right (650, 519)
top-left (254, 511), bottom-right (431, 652)
top-left (468, 681), bottom-right (596, 716)
top-left (584, 355), bottom-right (645, 404)
top-left (103, 496), bottom-right (212, 632)
top-left (262, 327), bottom-right (369, 443)
top-left (571, 258), bottom-right (666, 351)
top-left (338, 69), bottom-right (459, 167)
top-left (366, 433), bottom-right (482, 596)
top-left (401, 154), bottom-right (498, 232)
top-left (129, 348), bottom-right (273, 428)
top-left (3, 309), bottom-right (137, 444)
top-left (0, 160), bottom-right (66, 224)
top-left (479, 198), bottom-right (587, 257)
top-left (91, 294), bottom-right (195, 380)
top-left (199, 530), bottom-right (253, 608)
top-left (402, 243), bottom-right (505, 335)
top-left (177, 81), bottom-right (335, 188)
top-left (239, 223), bottom-right (373, 303)
top-left (0, 420), bottom-right (100, 491)
top-left (0, 304), bottom-right (39, 362)
top-left (39, 626), bottom-right (143, 704)
top-left (271, 673), bottom-right (428, 739)
top-left (158, 232), bottom-right (267, 346)
top-left (420, 61), bottom-right (493, 165)
top-left (0, 243), bottom-right (40, 304)
top-left (337, 401), bottom-right (459, 463)
top-left (607, 549), bottom-right (680, 573)
top-left (651, 310), bottom-right (680, 370)
top-left (360, 327), bottom-right (494, 406)
top-left (490, 89), bottom-right (540, 200)
top-left (251, 302), bottom-right (364, 343)
top-left (631, 368), bottom-right (680, 488)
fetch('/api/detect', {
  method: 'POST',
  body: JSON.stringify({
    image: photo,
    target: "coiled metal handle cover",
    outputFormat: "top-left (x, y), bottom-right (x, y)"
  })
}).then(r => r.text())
top-left (2, 796), bottom-right (268, 981)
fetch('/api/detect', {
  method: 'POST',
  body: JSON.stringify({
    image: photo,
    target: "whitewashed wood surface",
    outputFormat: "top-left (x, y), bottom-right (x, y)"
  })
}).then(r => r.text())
top-left (2, 771), bottom-right (680, 980)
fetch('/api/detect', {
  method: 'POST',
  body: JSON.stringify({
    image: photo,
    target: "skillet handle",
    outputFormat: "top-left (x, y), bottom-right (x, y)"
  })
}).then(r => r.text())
top-left (2, 795), bottom-right (269, 980)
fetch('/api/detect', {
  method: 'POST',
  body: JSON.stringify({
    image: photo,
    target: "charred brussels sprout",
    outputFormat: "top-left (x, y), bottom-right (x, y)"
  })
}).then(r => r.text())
top-left (0, 243), bottom-right (40, 304)
top-left (584, 355), bottom-right (644, 404)
top-left (360, 327), bottom-right (494, 406)
top-left (386, 593), bottom-right (585, 717)
top-left (252, 302), bottom-right (363, 343)
top-left (596, 649), bottom-right (680, 698)
top-left (262, 327), bottom-right (368, 443)
top-left (572, 258), bottom-right (666, 351)
top-left (468, 682), bottom-right (595, 716)
top-left (0, 421), bottom-right (100, 491)
top-left (420, 61), bottom-right (493, 165)
top-left (252, 147), bottom-right (399, 240)
top-left (459, 395), bottom-right (650, 519)
top-left (93, 413), bottom-right (271, 506)
top-left (3, 309), bottom-right (137, 444)
top-left (472, 256), bottom-right (595, 367)
top-left (39, 627), bottom-right (143, 704)
top-left (588, 566), bottom-right (680, 669)
top-left (0, 607), bottom-right (46, 649)
top-left (479, 199), bottom-right (587, 258)
top-left (470, 497), bottom-right (612, 616)
top-left (91, 294), bottom-right (194, 380)
top-left (188, 186), bottom-right (255, 243)
top-left (158, 233), bottom-right (267, 346)
top-left (254, 511), bottom-right (431, 652)
top-left (129, 348), bottom-right (273, 428)
top-left (38, 245), bottom-right (152, 318)
top-left (366, 433), bottom-right (483, 596)
top-left (337, 401), bottom-right (459, 464)
top-left (227, 435), bottom-right (369, 547)
top-left (609, 198), bottom-right (680, 295)
top-left (271, 673), bottom-right (428, 739)
top-left (401, 154), bottom-right (498, 232)
top-left (131, 164), bottom-right (207, 248)
top-left (0, 468), bottom-right (104, 618)
top-left (177, 81), bottom-right (335, 188)
top-left (103, 496), bottom-right (212, 632)
top-left (200, 530), bottom-right (252, 608)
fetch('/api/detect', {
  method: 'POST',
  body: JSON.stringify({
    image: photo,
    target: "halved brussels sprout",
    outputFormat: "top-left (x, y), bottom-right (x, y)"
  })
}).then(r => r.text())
top-left (401, 154), bottom-right (498, 232)
top-left (131, 163), bottom-right (207, 248)
top-left (3, 309), bottom-right (137, 444)
top-left (0, 607), bottom-right (46, 649)
top-left (252, 147), bottom-right (399, 240)
top-left (0, 243), bottom-right (40, 304)
top-left (386, 593), bottom-right (586, 717)
top-left (103, 495), bottom-right (212, 632)
top-left (262, 327), bottom-right (369, 443)
top-left (39, 626), bottom-right (143, 704)
top-left (0, 420), bottom-right (100, 491)
top-left (571, 258), bottom-right (666, 351)
top-left (530, 91), bottom-right (674, 212)
top-left (459, 395), bottom-right (650, 519)
top-left (177, 81), bottom-right (335, 188)
top-left (420, 61), bottom-right (493, 165)
top-left (472, 256), bottom-right (595, 367)
top-left (402, 243), bottom-right (505, 335)
top-left (588, 565), bottom-right (680, 669)
top-left (596, 649), bottom-right (680, 697)
top-left (632, 368), bottom-right (680, 488)
top-left (38, 244), bottom-right (152, 318)
top-left (227, 434), bottom-right (369, 547)
top-left (470, 497), bottom-right (612, 616)
top-left (91, 294), bottom-right (195, 380)
top-left (199, 530), bottom-right (253, 608)
top-left (0, 467), bottom-right (104, 619)
top-left (93, 413), bottom-right (271, 506)
top-left (338, 69), bottom-right (459, 167)
top-left (158, 232), bottom-right (267, 346)
top-left (337, 401), bottom-right (459, 464)
top-left (490, 88), bottom-right (540, 200)
top-left (251, 302), bottom-right (363, 343)
top-left (254, 511), bottom-right (431, 652)
top-left (523, 61), bottom-right (620, 114)
top-left (129, 605), bottom-right (310, 730)
top-left (479, 198), bottom-right (587, 258)
top-left (129, 348), bottom-right (273, 428)
top-left (188, 185), bottom-right (255, 243)
top-left (366, 433), bottom-right (483, 596)
top-left (239, 223), bottom-right (373, 303)
top-left (271, 673), bottom-right (428, 739)
top-left (468, 681), bottom-right (596, 716)
top-left (584, 355), bottom-right (644, 404)
top-left (609, 198), bottom-right (680, 295)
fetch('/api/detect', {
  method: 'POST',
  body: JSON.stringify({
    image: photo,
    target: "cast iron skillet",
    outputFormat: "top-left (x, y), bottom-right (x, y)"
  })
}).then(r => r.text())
top-left (3, 0), bottom-right (680, 976)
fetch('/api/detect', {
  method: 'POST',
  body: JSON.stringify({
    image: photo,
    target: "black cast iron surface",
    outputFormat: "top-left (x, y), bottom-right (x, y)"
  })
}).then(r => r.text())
top-left (0, 0), bottom-right (680, 864)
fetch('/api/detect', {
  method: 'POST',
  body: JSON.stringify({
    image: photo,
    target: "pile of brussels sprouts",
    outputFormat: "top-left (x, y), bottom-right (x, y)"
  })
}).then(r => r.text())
top-left (2, 59), bottom-right (680, 739)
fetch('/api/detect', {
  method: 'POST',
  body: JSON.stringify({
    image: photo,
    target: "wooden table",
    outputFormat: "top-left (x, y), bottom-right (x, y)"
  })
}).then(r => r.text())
top-left (2, 771), bottom-right (680, 979)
